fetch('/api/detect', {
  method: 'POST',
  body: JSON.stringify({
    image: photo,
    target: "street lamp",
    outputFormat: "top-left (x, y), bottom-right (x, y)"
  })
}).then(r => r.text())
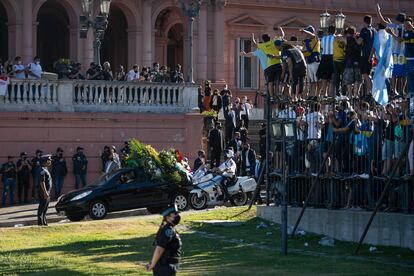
top-left (80, 0), bottom-right (112, 66)
top-left (319, 9), bottom-right (331, 32)
top-left (335, 10), bottom-right (346, 33)
top-left (271, 116), bottom-right (296, 256)
top-left (179, 0), bottom-right (202, 83)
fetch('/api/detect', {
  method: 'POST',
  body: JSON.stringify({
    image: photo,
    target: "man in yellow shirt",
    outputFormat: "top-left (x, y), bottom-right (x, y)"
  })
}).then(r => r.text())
top-left (333, 35), bottom-right (346, 96)
top-left (252, 33), bottom-right (283, 98)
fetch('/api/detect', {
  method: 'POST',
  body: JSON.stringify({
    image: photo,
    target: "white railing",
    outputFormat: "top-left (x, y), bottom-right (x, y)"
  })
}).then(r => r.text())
top-left (5, 79), bottom-right (59, 105)
top-left (0, 79), bottom-right (199, 113)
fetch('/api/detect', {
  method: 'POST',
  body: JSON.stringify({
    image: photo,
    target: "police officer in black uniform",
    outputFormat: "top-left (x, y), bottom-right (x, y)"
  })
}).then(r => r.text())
top-left (147, 206), bottom-right (182, 276)
top-left (37, 154), bottom-right (52, 226)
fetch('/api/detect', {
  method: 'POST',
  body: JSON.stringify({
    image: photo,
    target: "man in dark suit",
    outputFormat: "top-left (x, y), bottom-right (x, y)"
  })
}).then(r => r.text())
top-left (241, 143), bottom-right (256, 176)
top-left (208, 123), bottom-right (225, 168)
top-left (193, 150), bottom-right (206, 171)
top-left (224, 103), bottom-right (237, 145)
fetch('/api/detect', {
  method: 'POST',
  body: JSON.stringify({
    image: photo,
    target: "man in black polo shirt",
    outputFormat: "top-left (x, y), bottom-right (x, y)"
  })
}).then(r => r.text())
top-left (16, 152), bottom-right (32, 204)
top-left (31, 149), bottom-right (42, 202)
top-left (357, 15), bottom-right (376, 95)
top-left (37, 155), bottom-right (52, 226)
top-left (1, 156), bottom-right (17, 207)
top-left (72, 147), bottom-right (88, 189)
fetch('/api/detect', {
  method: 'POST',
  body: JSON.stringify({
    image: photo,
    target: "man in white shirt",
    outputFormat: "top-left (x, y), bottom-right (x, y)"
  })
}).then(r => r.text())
top-left (214, 149), bottom-right (236, 201)
top-left (305, 102), bottom-right (325, 140)
top-left (12, 56), bottom-right (26, 79)
top-left (240, 96), bottom-right (252, 129)
top-left (27, 56), bottom-right (43, 79)
top-left (126, 65), bottom-right (139, 82)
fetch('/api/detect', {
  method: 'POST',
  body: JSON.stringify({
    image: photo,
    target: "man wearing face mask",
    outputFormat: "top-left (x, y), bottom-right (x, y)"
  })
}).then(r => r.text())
top-left (147, 205), bottom-right (182, 276)
top-left (27, 56), bottom-right (43, 80)
top-left (51, 148), bottom-right (67, 200)
top-left (37, 154), bottom-right (53, 226)
top-left (12, 56), bottom-right (26, 79)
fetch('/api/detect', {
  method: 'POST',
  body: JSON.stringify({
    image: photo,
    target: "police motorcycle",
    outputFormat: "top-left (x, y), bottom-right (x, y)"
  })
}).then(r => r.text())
top-left (189, 150), bottom-right (257, 210)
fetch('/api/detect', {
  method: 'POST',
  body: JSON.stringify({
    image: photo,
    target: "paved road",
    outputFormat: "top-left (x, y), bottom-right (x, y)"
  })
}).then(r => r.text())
top-left (0, 202), bottom-right (148, 228)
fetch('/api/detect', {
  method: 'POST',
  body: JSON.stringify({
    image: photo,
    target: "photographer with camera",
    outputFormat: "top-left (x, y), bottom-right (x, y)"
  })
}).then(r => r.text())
top-left (86, 62), bottom-right (104, 81)
top-left (17, 152), bottom-right (32, 204)
top-left (51, 148), bottom-right (67, 200)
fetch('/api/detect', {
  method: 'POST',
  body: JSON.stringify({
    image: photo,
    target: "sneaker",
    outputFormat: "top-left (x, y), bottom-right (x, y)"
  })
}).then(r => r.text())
top-left (359, 173), bottom-right (370, 180)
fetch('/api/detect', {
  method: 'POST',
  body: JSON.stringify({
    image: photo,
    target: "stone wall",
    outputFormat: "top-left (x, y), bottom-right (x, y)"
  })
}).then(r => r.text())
top-left (257, 205), bottom-right (414, 250)
top-left (0, 111), bottom-right (203, 200)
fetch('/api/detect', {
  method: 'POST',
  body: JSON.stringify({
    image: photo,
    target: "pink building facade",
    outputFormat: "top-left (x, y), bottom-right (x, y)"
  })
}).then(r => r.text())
top-left (0, 0), bottom-right (413, 198)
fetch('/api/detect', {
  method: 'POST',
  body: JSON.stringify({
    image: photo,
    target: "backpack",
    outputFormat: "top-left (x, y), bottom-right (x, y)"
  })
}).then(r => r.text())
top-left (354, 133), bottom-right (368, 156)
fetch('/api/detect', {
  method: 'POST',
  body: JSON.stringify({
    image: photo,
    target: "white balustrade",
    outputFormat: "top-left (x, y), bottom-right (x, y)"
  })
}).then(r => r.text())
top-left (1, 78), bottom-right (199, 113)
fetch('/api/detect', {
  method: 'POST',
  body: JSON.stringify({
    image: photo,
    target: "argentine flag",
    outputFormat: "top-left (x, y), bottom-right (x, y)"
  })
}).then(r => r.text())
top-left (372, 30), bottom-right (394, 106)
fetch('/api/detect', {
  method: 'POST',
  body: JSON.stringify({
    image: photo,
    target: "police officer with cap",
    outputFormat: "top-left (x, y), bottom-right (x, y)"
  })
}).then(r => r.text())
top-left (147, 205), bottom-right (182, 276)
top-left (37, 154), bottom-right (52, 226)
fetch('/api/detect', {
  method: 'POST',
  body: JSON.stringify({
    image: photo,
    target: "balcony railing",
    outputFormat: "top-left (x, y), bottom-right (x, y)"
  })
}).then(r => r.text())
top-left (1, 79), bottom-right (200, 113)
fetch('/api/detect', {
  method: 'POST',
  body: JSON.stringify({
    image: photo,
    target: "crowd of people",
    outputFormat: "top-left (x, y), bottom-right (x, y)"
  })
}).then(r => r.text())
top-left (0, 142), bottom-right (131, 207)
top-left (199, 5), bottom-right (414, 212)
top-left (0, 57), bottom-right (185, 84)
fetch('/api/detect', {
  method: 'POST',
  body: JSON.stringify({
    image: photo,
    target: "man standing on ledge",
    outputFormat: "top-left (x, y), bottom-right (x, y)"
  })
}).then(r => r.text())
top-left (147, 206), bottom-right (182, 276)
top-left (37, 154), bottom-right (52, 226)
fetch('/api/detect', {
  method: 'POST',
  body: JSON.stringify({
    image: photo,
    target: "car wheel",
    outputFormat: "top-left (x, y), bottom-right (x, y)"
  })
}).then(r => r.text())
top-left (147, 206), bottom-right (166, 214)
top-left (231, 191), bottom-right (249, 206)
top-left (189, 192), bottom-right (208, 210)
top-left (172, 192), bottom-right (188, 211)
top-left (89, 200), bottom-right (108, 220)
top-left (66, 214), bottom-right (85, 222)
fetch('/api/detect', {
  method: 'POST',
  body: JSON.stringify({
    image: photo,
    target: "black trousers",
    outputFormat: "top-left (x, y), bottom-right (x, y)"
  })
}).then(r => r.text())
top-left (210, 150), bottom-right (221, 168)
top-left (153, 263), bottom-right (178, 276)
top-left (241, 114), bottom-right (249, 129)
top-left (37, 196), bottom-right (50, 225)
top-left (17, 177), bottom-right (30, 204)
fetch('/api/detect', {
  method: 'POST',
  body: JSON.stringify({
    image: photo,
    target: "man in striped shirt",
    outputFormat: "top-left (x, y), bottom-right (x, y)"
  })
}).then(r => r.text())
top-left (317, 25), bottom-right (336, 98)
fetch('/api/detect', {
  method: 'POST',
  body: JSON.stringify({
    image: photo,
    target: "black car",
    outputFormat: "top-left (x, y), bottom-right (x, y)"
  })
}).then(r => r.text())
top-left (55, 168), bottom-right (191, 222)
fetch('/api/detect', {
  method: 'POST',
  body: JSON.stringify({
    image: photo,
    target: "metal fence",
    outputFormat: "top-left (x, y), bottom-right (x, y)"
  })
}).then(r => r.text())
top-left (266, 97), bottom-right (413, 213)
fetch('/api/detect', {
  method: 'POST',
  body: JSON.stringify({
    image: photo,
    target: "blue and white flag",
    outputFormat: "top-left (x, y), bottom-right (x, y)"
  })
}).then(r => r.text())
top-left (372, 30), bottom-right (393, 106)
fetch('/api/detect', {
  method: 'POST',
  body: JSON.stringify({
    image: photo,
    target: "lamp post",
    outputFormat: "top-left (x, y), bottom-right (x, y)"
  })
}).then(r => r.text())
top-left (179, 0), bottom-right (202, 83)
top-left (319, 9), bottom-right (331, 33)
top-left (80, 0), bottom-right (112, 66)
top-left (271, 117), bottom-right (296, 256)
top-left (335, 10), bottom-right (346, 33)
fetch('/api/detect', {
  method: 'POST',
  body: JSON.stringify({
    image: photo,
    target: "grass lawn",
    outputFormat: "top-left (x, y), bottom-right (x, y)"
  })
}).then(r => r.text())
top-left (0, 206), bottom-right (413, 275)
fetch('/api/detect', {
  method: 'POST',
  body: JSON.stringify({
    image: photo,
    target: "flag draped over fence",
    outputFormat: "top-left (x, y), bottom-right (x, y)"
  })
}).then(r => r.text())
top-left (372, 30), bottom-right (394, 106)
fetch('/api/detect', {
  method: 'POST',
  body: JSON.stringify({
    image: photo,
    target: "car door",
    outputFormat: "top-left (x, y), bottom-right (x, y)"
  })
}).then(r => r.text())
top-left (150, 179), bottom-right (175, 206)
top-left (129, 169), bottom-right (157, 208)
top-left (107, 169), bottom-right (141, 211)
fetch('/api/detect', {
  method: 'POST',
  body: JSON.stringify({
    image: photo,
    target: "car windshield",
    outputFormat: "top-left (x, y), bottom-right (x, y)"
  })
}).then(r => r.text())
top-left (88, 170), bottom-right (121, 186)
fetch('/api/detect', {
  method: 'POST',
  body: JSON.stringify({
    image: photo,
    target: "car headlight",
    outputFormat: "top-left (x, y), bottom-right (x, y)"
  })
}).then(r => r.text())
top-left (70, 191), bottom-right (92, 201)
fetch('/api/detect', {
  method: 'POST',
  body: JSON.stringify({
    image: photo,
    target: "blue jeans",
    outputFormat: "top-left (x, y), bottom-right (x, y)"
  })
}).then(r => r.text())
top-left (406, 59), bottom-right (414, 117)
top-left (2, 178), bottom-right (16, 207)
top-left (75, 174), bottom-right (87, 189)
top-left (53, 175), bottom-right (64, 199)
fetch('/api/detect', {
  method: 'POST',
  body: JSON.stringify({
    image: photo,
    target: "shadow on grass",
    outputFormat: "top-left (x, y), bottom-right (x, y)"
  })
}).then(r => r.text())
top-left (1, 217), bottom-right (414, 275)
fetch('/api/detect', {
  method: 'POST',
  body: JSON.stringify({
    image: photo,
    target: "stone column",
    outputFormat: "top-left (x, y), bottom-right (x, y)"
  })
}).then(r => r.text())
top-left (69, 26), bottom-right (80, 62)
top-left (32, 22), bottom-right (38, 57)
top-left (21, 0), bottom-right (33, 63)
top-left (197, 3), bottom-right (208, 82)
top-left (127, 28), bottom-right (142, 69)
top-left (142, 0), bottom-right (152, 66)
top-left (8, 23), bottom-right (23, 60)
top-left (213, 0), bottom-right (225, 83)
top-left (83, 28), bottom-right (94, 69)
